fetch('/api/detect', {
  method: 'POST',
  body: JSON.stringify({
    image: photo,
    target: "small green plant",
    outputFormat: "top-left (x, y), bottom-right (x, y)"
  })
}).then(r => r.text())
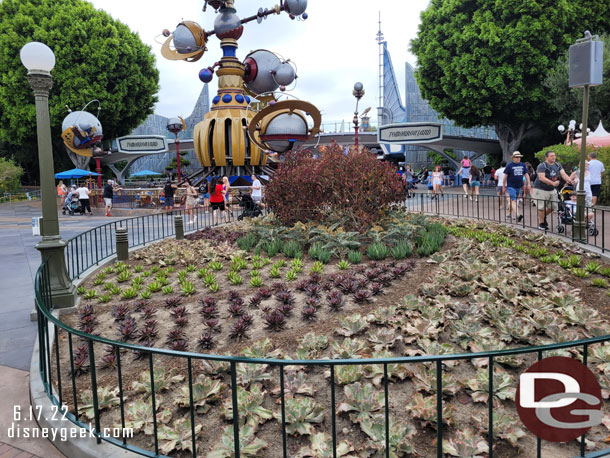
top-left (591, 278), bottom-right (608, 288)
top-left (585, 261), bottom-right (602, 273)
top-left (571, 268), bottom-right (590, 278)
top-left (98, 294), bottom-right (112, 303)
top-left (262, 238), bottom-right (282, 257)
top-left (567, 255), bottom-right (581, 267)
top-left (131, 277), bottom-right (144, 287)
top-left (121, 288), bottom-right (139, 300)
top-left (250, 276), bottom-right (264, 287)
top-left (140, 290), bottom-right (152, 300)
top-left (203, 272), bottom-right (217, 287)
top-left (228, 272), bottom-right (243, 285)
top-left (282, 240), bottom-right (302, 259)
top-left (117, 271), bottom-right (131, 283)
top-left (348, 250), bottom-right (363, 264)
top-left (186, 264), bottom-right (196, 273)
top-left (177, 271), bottom-right (188, 282)
top-left (337, 260), bottom-right (350, 270)
top-left (236, 233), bottom-right (257, 251)
top-left (274, 260), bottom-right (286, 268)
top-left (558, 258), bottom-right (571, 269)
top-left (250, 269), bottom-right (260, 278)
top-left (269, 266), bottom-right (281, 278)
top-left (197, 268), bottom-right (209, 278)
top-left (181, 281), bottom-right (196, 296)
top-left (367, 242), bottom-right (389, 261)
top-left (166, 267), bottom-right (175, 273)
top-left (285, 270), bottom-right (298, 281)
top-left (151, 266), bottom-right (160, 273)
top-left (109, 285), bottom-right (121, 296)
top-left (391, 240), bottom-right (412, 259)
top-left (251, 260), bottom-right (263, 269)
top-left (147, 281), bottom-right (163, 293)
top-left (317, 249), bottom-right (331, 264)
top-left (208, 282), bottom-right (219, 293)
top-left (290, 258), bottom-right (304, 272)
top-left (310, 261), bottom-right (324, 274)
top-left (599, 266), bottom-right (610, 277)
top-left (209, 261), bottom-right (223, 271)
top-left (84, 290), bottom-right (98, 300)
top-left (93, 277), bottom-right (105, 286)
top-left (162, 286), bottom-right (174, 295)
top-left (230, 257), bottom-right (248, 272)
top-left (103, 267), bottom-right (114, 275)
top-left (134, 265), bottom-right (143, 273)
top-left (77, 286), bottom-right (86, 295)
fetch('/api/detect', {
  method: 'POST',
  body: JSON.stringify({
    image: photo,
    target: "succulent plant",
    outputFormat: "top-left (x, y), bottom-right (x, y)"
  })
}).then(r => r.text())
top-left (275, 290), bottom-right (295, 305)
top-left (78, 387), bottom-right (120, 420)
top-left (364, 350), bottom-right (410, 387)
top-left (180, 281), bottom-right (196, 296)
top-left (161, 285), bottom-right (174, 295)
top-left (205, 319), bottom-right (222, 333)
top-left (277, 303), bottom-right (294, 317)
top-left (220, 384), bottom-right (273, 424)
top-left (302, 305), bottom-right (318, 321)
top-left (353, 288), bottom-right (372, 303)
top-left (208, 423), bottom-right (268, 458)
top-left (157, 418), bottom-right (202, 455)
top-left (165, 328), bottom-right (184, 345)
top-left (137, 322), bottom-right (159, 342)
top-left (265, 309), bottom-right (287, 331)
top-left (164, 296), bottom-right (182, 308)
top-left (274, 397), bottom-right (324, 436)
top-left (203, 272), bottom-right (217, 287)
top-left (285, 270), bottom-right (298, 281)
top-left (235, 362), bottom-right (273, 386)
top-left (337, 382), bottom-right (384, 424)
top-left (174, 375), bottom-right (224, 413)
top-left (330, 339), bottom-right (369, 359)
top-left (336, 314), bottom-right (369, 337)
top-left (70, 344), bottom-right (90, 377)
top-left (168, 339), bottom-right (188, 351)
top-left (228, 272), bottom-right (243, 285)
top-left (169, 305), bottom-right (188, 319)
top-left (467, 367), bottom-right (516, 403)
top-left (117, 271), bottom-right (132, 283)
top-left (229, 319), bottom-right (250, 340)
top-left (99, 346), bottom-right (117, 370)
top-left (326, 290), bottom-right (345, 311)
top-left (271, 370), bottom-right (315, 398)
top-left (366, 328), bottom-right (402, 351)
top-left (296, 432), bottom-right (356, 458)
top-left (83, 289), bottom-right (98, 300)
top-left (258, 287), bottom-right (273, 299)
top-left (331, 365), bottom-right (365, 385)
top-left (174, 316), bottom-right (189, 328)
top-left (228, 303), bottom-right (245, 318)
top-left (141, 305), bottom-right (157, 319)
top-left (406, 392), bottom-right (456, 428)
top-left (118, 317), bottom-right (137, 341)
top-left (360, 414), bottom-right (416, 457)
top-left (240, 338), bottom-right (283, 359)
top-left (248, 295), bottom-right (263, 308)
top-left (442, 427), bottom-right (488, 457)
top-left (296, 333), bottom-right (329, 360)
top-left (120, 399), bottom-right (172, 436)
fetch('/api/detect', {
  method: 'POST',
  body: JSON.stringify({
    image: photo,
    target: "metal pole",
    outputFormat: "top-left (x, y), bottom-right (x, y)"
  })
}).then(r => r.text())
top-left (176, 137), bottom-right (182, 182)
top-left (574, 84), bottom-right (590, 242)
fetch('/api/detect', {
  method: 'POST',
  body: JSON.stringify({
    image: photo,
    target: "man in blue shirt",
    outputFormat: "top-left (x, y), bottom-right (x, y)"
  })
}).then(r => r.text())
top-left (502, 151), bottom-right (530, 222)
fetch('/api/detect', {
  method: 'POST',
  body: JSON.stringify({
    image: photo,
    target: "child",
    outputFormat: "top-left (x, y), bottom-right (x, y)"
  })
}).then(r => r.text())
top-left (565, 192), bottom-right (595, 226)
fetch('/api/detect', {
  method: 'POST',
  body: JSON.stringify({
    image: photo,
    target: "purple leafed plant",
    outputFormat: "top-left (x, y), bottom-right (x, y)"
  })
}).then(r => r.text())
top-left (277, 303), bottom-right (294, 317)
top-left (227, 290), bottom-right (241, 302)
top-left (112, 304), bottom-right (130, 322)
top-left (301, 306), bottom-right (317, 321)
top-left (327, 290), bottom-right (345, 311)
top-left (197, 332), bottom-right (215, 350)
top-left (296, 279), bottom-right (310, 291)
top-left (228, 303), bottom-right (245, 317)
top-left (99, 346), bottom-right (117, 370)
top-left (174, 316), bottom-right (189, 328)
top-left (275, 290), bottom-right (295, 306)
top-left (169, 339), bottom-right (188, 351)
top-left (258, 287), bottom-right (273, 299)
top-left (165, 328), bottom-right (185, 345)
top-left (229, 319), bottom-right (249, 340)
top-left (370, 282), bottom-right (384, 296)
top-left (353, 289), bottom-right (372, 303)
top-left (170, 305), bottom-right (189, 319)
top-left (141, 305), bottom-right (157, 319)
top-left (79, 304), bottom-right (94, 319)
top-left (205, 319), bottom-right (221, 333)
top-left (199, 297), bottom-right (217, 308)
top-left (201, 304), bottom-right (219, 319)
top-left (119, 317), bottom-right (137, 341)
top-left (305, 284), bottom-right (322, 299)
top-left (241, 313), bottom-right (254, 328)
top-left (272, 282), bottom-right (289, 293)
top-left (133, 300), bottom-right (148, 312)
top-left (264, 309), bottom-right (287, 331)
top-left (164, 296), bottom-right (182, 308)
top-left (248, 295), bottom-right (263, 308)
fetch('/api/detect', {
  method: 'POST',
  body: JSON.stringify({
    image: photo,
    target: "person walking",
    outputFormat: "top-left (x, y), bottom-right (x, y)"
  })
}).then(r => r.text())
top-left (469, 165), bottom-right (481, 201)
top-left (495, 161), bottom-right (507, 212)
top-left (524, 162), bottom-right (536, 207)
top-left (199, 179), bottom-right (210, 213)
top-left (483, 164), bottom-right (492, 187)
top-left (431, 165), bottom-right (444, 199)
top-left (533, 150), bottom-right (574, 230)
top-left (502, 152), bottom-right (530, 222)
top-left (103, 179), bottom-right (120, 216)
top-left (251, 174), bottom-right (263, 204)
top-left (458, 157), bottom-right (471, 198)
top-left (56, 180), bottom-right (67, 208)
top-left (75, 184), bottom-right (92, 216)
top-left (209, 176), bottom-right (226, 225)
top-left (442, 162), bottom-right (451, 186)
top-left (163, 179), bottom-right (178, 214)
top-left (222, 176), bottom-right (231, 220)
top-left (587, 152), bottom-right (605, 206)
top-left (184, 177), bottom-right (198, 224)
top-left (570, 161), bottom-right (594, 208)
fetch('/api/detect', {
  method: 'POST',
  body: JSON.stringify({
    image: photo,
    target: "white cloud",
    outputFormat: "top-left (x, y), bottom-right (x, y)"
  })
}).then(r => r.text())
top-left (89, 0), bottom-right (429, 125)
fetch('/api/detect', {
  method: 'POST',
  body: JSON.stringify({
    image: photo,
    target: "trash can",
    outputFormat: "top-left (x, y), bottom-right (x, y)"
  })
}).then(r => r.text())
top-left (32, 217), bottom-right (42, 236)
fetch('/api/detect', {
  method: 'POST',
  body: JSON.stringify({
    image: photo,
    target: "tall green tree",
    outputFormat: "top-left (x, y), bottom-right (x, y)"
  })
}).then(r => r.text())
top-left (545, 34), bottom-right (610, 129)
top-left (0, 0), bottom-right (159, 183)
top-left (410, 0), bottom-right (610, 163)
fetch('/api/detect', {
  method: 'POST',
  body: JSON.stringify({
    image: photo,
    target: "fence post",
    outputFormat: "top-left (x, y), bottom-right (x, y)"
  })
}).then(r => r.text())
top-left (116, 227), bottom-right (129, 261)
top-left (175, 215), bottom-right (185, 240)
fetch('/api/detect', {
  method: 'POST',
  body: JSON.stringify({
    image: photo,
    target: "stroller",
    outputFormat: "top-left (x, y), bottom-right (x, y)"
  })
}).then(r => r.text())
top-left (556, 185), bottom-right (598, 236)
top-left (237, 193), bottom-right (263, 220)
top-left (62, 194), bottom-right (82, 215)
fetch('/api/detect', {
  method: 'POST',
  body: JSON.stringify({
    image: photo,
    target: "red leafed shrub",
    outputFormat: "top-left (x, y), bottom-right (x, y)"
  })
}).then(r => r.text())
top-left (265, 144), bottom-right (404, 231)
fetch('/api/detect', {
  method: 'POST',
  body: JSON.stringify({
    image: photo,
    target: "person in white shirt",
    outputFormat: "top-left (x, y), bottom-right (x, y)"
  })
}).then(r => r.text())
top-left (250, 174), bottom-right (262, 204)
top-left (494, 161), bottom-right (507, 211)
top-left (587, 152), bottom-right (605, 205)
top-left (75, 185), bottom-right (92, 215)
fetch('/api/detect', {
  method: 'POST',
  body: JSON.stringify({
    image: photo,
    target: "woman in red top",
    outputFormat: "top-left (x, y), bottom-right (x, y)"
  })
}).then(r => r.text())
top-left (209, 176), bottom-right (226, 225)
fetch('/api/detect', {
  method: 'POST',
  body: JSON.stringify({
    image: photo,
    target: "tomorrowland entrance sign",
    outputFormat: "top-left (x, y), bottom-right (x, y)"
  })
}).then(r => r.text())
top-left (378, 122), bottom-right (443, 144)
top-left (116, 135), bottom-right (168, 153)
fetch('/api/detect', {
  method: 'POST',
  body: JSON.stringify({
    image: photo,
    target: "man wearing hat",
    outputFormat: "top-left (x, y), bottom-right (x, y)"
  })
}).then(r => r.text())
top-left (103, 179), bottom-right (120, 217)
top-left (502, 151), bottom-right (530, 223)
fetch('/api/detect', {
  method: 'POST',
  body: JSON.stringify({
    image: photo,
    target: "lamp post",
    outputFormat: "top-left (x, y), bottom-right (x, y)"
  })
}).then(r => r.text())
top-left (557, 120), bottom-right (590, 146)
top-left (352, 82), bottom-right (365, 148)
top-left (21, 42), bottom-right (75, 308)
top-left (167, 117), bottom-right (185, 181)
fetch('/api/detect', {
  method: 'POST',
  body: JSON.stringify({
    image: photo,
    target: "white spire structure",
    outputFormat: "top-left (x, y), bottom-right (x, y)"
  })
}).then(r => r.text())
top-left (376, 12), bottom-right (384, 128)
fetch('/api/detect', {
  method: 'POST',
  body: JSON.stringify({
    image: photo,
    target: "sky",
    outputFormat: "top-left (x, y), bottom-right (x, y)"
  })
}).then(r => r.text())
top-left (88, 0), bottom-right (430, 126)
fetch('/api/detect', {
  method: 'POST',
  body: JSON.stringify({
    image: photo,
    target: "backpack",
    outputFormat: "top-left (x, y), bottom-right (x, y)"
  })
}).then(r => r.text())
top-left (462, 158), bottom-right (471, 168)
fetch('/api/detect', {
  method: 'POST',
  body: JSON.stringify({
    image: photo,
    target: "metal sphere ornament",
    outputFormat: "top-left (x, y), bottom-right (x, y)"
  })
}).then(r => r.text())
top-left (61, 111), bottom-right (104, 157)
top-left (161, 21), bottom-right (206, 62)
top-left (214, 8), bottom-right (244, 40)
top-left (273, 61), bottom-right (296, 86)
top-left (199, 67), bottom-right (214, 83)
top-left (285, 0), bottom-right (308, 16)
top-left (162, 29), bottom-right (171, 37)
top-left (243, 49), bottom-right (282, 94)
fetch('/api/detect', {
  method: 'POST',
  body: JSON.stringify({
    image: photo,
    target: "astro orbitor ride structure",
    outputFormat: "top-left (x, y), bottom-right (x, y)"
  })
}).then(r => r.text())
top-left (160, 0), bottom-right (321, 176)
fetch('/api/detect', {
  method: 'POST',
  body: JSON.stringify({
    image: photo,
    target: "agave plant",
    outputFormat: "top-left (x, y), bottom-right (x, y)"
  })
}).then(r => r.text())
top-left (118, 317), bottom-right (138, 341)
top-left (132, 368), bottom-right (185, 398)
top-left (157, 418), bottom-right (202, 455)
top-left (180, 281), bottom-right (196, 296)
top-left (208, 423), bottom-right (268, 458)
top-left (174, 376), bottom-right (225, 413)
top-left (466, 368), bottom-right (516, 403)
top-left (220, 384), bottom-right (274, 424)
top-left (442, 428), bottom-right (488, 457)
top-left (337, 382), bottom-right (384, 424)
top-left (229, 319), bottom-right (250, 340)
top-left (205, 319), bottom-right (222, 333)
top-left (326, 290), bottom-right (345, 311)
top-left (121, 399), bottom-right (172, 435)
top-left (273, 397), bottom-right (324, 436)
top-left (78, 387), bottom-right (120, 419)
top-left (264, 309), bottom-right (287, 331)
top-left (360, 414), bottom-right (416, 458)
top-left (336, 314), bottom-right (369, 337)
top-left (296, 432), bottom-right (356, 458)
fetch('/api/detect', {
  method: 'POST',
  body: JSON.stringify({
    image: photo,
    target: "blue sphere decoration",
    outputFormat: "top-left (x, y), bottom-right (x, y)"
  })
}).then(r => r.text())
top-left (213, 95), bottom-right (221, 104)
top-left (199, 68), bottom-right (213, 83)
top-left (235, 94), bottom-right (245, 103)
top-left (245, 96), bottom-right (251, 104)
top-left (222, 94), bottom-right (233, 103)
top-left (302, 13), bottom-right (308, 19)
